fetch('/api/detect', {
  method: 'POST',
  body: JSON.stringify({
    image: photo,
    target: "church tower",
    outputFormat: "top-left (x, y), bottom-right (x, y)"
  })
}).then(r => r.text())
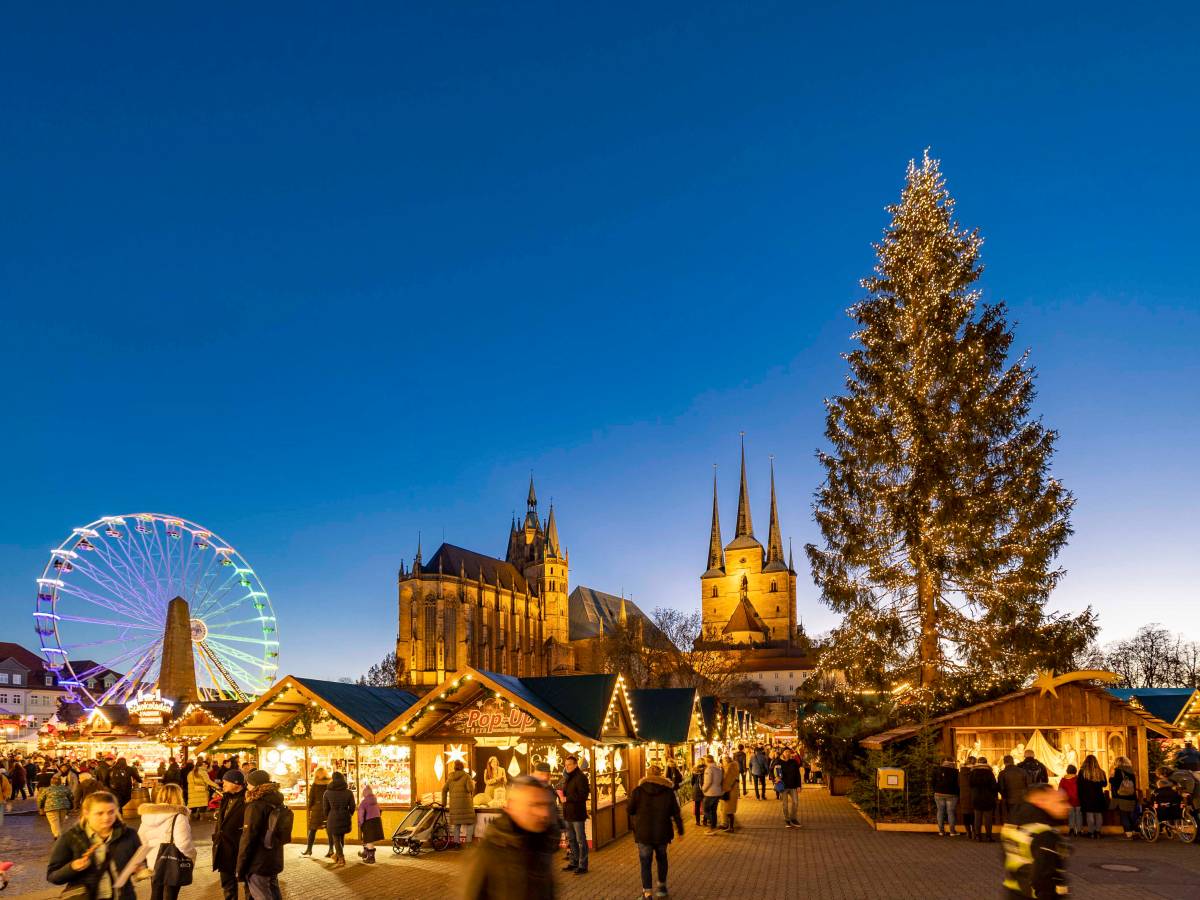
top-left (508, 477), bottom-right (571, 663)
top-left (699, 438), bottom-right (798, 648)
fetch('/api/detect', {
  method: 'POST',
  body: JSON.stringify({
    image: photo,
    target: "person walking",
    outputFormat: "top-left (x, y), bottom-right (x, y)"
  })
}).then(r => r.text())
top-left (970, 756), bottom-right (1000, 842)
top-left (749, 746), bottom-right (769, 800)
top-left (236, 770), bottom-right (286, 900)
top-left (559, 754), bottom-right (590, 875)
top-left (355, 785), bottom-right (384, 864)
top-left (999, 784), bottom-right (1070, 899)
top-left (0, 764), bottom-right (11, 825)
top-left (107, 757), bottom-right (139, 813)
top-left (958, 755), bottom-right (977, 840)
top-left (46, 791), bottom-right (142, 900)
top-left (212, 769), bottom-right (248, 900)
top-left (26, 758), bottom-right (41, 799)
top-left (10, 759), bottom-right (28, 801)
top-left (138, 783), bottom-right (197, 900)
top-left (443, 760), bottom-right (478, 848)
top-left (74, 771), bottom-right (102, 811)
top-left (999, 755), bottom-right (1029, 824)
top-left (1077, 754), bottom-right (1108, 839)
top-left (931, 757), bottom-right (959, 837)
top-left (186, 758), bottom-right (217, 820)
top-left (628, 765), bottom-right (684, 900)
top-left (1109, 756), bottom-right (1139, 838)
top-left (775, 748), bottom-right (803, 829)
top-left (300, 768), bottom-right (331, 857)
top-left (461, 775), bottom-right (557, 900)
top-left (689, 759), bottom-right (706, 826)
top-left (664, 759), bottom-right (684, 791)
top-left (39, 775), bottom-right (74, 840)
top-left (720, 754), bottom-right (740, 834)
top-left (701, 754), bottom-right (724, 834)
top-left (1059, 765), bottom-right (1081, 836)
top-left (322, 771), bottom-right (355, 869)
top-left (734, 745), bottom-right (748, 795)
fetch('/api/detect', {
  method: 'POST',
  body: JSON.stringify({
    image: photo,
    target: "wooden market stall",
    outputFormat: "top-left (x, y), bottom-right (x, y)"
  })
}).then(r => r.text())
top-left (195, 677), bottom-right (419, 839)
top-left (378, 667), bottom-right (643, 849)
top-left (860, 675), bottom-right (1181, 791)
top-left (1108, 689), bottom-right (1200, 742)
top-left (630, 687), bottom-right (703, 772)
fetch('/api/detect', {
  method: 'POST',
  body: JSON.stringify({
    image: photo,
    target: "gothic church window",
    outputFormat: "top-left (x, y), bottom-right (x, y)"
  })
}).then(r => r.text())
top-left (711, 586), bottom-right (718, 598)
top-left (770, 580), bottom-right (777, 593)
top-left (444, 604), bottom-right (457, 670)
top-left (424, 602), bottom-right (437, 670)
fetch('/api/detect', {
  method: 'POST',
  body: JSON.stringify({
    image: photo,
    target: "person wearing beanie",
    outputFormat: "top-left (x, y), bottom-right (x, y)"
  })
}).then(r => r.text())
top-left (213, 767), bottom-right (247, 900)
top-left (236, 769), bottom-right (286, 900)
top-left (628, 764), bottom-right (684, 900)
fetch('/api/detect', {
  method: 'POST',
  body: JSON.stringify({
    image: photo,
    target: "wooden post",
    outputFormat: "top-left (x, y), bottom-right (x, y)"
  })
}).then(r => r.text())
top-left (1135, 725), bottom-right (1149, 793)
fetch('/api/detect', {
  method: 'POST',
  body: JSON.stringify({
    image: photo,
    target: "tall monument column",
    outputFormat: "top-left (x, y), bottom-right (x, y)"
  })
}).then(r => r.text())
top-left (159, 595), bottom-right (199, 702)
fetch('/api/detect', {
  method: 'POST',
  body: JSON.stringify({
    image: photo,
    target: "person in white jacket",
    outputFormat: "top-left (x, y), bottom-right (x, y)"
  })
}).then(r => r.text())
top-left (138, 783), bottom-right (197, 900)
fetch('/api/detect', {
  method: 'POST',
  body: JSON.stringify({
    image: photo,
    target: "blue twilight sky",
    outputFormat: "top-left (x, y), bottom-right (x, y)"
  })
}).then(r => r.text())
top-left (2, 3), bottom-right (1198, 682)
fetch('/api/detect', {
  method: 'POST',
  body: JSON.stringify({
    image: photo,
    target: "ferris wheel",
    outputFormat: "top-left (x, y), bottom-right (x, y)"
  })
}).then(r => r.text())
top-left (34, 514), bottom-right (279, 708)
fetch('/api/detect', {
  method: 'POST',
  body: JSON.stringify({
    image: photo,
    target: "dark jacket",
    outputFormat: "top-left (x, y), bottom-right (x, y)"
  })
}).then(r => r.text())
top-left (1109, 766), bottom-right (1137, 812)
top-left (1000, 764), bottom-right (1030, 804)
top-left (236, 782), bottom-right (286, 879)
top-left (932, 764), bottom-right (959, 796)
top-left (1018, 757), bottom-right (1048, 787)
top-left (776, 758), bottom-right (803, 789)
top-left (561, 767), bottom-right (590, 822)
top-left (749, 751), bottom-right (770, 777)
top-left (1077, 773), bottom-right (1108, 814)
top-left (307, 781), bottom-right (330, 829)
top-left (958, 768), bottom-right (975, 813)
top-left (627, 775), bottom-right (684, 846)
top-left (47, 820), bottom-right (142, 900)
top-left (322, 773), bottom-right (356, 836)
top-left (212, 789), bottom-right (247, 873)
top-left (969, 765), bottom-right (999, 810)
top-left (734, 750), bottom-right (747, 773)
top-left (460, 809), bottom-right (557, 900)
top-left (107, 763), bottom-right (138, 798)
top-left (1001, 802), bottom-right (1066, 900)
top-left (1175, 745), bottom-right (1200, 771)
top-left (665, 763), bottom-right (684, 790)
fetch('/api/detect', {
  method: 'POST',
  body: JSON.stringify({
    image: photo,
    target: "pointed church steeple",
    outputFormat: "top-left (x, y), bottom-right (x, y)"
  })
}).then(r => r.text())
top-left (765, 455), bottom-right (785, 569)
top-left (735, 433), bottom-right (754, 538)
top-left (527, 474), bottom-right (537, 508)
top-left (546, 503), bottom-right (561, 556)
top-left (788, 537), bottom-right (795, 574)
top-left (524, 474), bottom-right (539, 531)
top-left (705, 467), bottom-right (724, 575)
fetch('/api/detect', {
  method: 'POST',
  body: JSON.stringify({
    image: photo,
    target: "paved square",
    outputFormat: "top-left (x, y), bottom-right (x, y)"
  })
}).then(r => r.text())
top-left (7, 786), bottom-right (1200, 898)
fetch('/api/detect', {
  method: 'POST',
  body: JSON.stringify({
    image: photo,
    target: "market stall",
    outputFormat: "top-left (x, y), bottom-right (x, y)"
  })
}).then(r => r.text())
top-left (195, 677), bottom-right (419, 839)
top-left (630, 687), bottom-right (702, 773)
top-left (378, 667), bottom-right (643, 849)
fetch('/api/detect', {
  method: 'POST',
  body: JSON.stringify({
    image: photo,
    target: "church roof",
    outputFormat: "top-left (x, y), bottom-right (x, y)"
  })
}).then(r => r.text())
top-left (722, 594), bottom-right (770, 636)
top-left (420, 544), bottom-right (528, 592)
top-left (568, 586), bottom-right (674, 648)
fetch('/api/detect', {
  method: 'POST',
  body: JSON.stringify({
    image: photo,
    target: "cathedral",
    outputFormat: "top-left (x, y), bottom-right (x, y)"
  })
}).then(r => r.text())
top-left (699, 440), bottom-right (806, 652)
top-left (395, 478), bottom-right (667, 692)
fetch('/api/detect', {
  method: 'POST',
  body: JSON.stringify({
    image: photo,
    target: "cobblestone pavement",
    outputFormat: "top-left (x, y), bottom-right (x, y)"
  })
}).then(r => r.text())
top-left (7, 787), bottom-right (1200, 898)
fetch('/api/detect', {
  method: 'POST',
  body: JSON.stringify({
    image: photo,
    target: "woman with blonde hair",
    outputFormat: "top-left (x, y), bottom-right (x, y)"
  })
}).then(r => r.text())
top-left (483, 756), bottom-right (506, 799)
top-left (301, 767), bottom-right (333, 857)
top-left (1109, 755), bottom-right (1139, 838)
top-left (138, 783), bottom-right (196, 900)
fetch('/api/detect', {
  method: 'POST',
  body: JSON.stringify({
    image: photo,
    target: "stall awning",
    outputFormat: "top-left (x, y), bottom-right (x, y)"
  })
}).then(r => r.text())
top-left (630, 688), bottom-right (701, 745)
top-left (195, 676), bottom-right (419, 753)
top-left (1107, 688), bottom-right (1200, 728)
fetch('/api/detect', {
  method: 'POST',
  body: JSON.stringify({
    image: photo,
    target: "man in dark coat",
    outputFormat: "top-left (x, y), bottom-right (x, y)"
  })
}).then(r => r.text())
top-left (213, 768), bottom-right (248, 900)
top-left (462, 775), bottom-right (557, 900)
top-left (627, 765), bottom-right (684, 900)
top-left (559, 755), bottom-right (590, 875)
top-left (970, 757), bottom-right (1000, 842)
top-left (237, 769), bottom-right (285, 900)
top-left (999, 755), bottom-right (1030, 823)
top-left (1000, 784), bottom-right (1069, 899)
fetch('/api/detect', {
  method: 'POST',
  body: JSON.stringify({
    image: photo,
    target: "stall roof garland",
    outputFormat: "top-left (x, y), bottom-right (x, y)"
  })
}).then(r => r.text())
top-left (630, 688), bottom-right (700, 745)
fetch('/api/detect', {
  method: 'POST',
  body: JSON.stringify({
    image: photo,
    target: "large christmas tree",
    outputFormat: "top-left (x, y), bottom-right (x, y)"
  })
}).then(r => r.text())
top-left (807, 152), bottom-right (1095, 690)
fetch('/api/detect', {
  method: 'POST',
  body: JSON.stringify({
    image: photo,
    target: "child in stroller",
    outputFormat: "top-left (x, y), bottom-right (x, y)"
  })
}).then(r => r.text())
top-left (391, 801), bottom-right (451, 856)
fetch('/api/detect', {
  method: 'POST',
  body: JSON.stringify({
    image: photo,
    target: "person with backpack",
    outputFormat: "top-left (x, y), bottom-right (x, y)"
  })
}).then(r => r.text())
top-left (1109, 756), bottom-right (1139, 838)
top-left (1018, 750), bottom-right (1048, 788)
top-left (321, 772), bottom-right (355, 869)
top-left (236, 770), bottom-right (289, 900)
top-left (355, 785), bottom-right (384, 864)
top-left (300, 768), bottom-right (332, 857)
top-left (748, 747), bottom-right (770, 800)
top-left (138, 783), bottom-right (197, 900)
top-left (212, 769), bottom-right (247, 900)
top-left (627, 764), bottom-right (684, 900)
top-left (107, 758), bottom-right (140, 813)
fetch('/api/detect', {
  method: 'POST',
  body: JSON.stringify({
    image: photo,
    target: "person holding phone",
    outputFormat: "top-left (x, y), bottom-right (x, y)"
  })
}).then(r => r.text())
top-left (46, 791), bottom-right (142, 900)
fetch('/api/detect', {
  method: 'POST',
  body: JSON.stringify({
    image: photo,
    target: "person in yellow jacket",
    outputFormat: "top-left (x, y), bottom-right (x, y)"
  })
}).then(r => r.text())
top-left (1000, 784), bottom-right (1070, 899)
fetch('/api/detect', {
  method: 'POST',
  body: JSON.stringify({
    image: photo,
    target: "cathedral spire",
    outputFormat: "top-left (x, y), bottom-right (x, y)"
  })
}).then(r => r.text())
top-left (788, 537), bottom-right (795, 573)
top-left (766, 455), bottom-right (784, 565)
top-left (546, 502), bottom-right (561, 557)
top-left (527, 474), bottom-right (537, 509)
top-left (735, 433), bottom-right (754, 538)
top-left (705, 466), bottom-right (724, 574)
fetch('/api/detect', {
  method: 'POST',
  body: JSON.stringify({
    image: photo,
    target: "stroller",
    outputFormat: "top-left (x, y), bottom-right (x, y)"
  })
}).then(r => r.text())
top-left (391, 802), bottom-right (451, 856)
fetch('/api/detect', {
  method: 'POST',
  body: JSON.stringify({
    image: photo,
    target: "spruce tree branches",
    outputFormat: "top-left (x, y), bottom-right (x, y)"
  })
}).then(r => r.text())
top-left (807, 151), bottom-right (1089, 690)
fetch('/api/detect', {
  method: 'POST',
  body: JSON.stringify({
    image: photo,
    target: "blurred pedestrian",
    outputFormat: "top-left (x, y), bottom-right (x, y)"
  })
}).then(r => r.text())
top-left (46, 791), bottom-right (142, 900)
top-left (461, 775), bottom-right (557, 900)
top-left (1000, 784), bottom-right (1069, 899)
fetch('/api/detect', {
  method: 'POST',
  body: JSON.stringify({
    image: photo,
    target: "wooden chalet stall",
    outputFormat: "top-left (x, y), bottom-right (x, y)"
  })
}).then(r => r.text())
top-left (378, 667), bottom-right (643, 849)
top-left (630, 688), bottom-right (703, 772)
top-left (861, 677), bottom-right (1181, 791)
top-left (196, 677), bottom-right (418, 840)
top-left (1108, 689), bottom-right (1200, 742)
